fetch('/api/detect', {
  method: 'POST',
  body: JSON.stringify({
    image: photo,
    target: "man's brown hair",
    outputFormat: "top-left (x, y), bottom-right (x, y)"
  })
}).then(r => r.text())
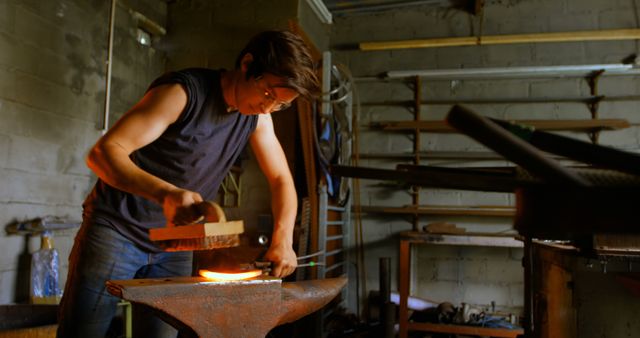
top-left (235, 30), bottom-right (320, 99)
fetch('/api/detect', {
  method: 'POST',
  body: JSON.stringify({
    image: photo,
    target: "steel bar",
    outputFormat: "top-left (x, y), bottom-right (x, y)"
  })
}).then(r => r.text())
top-left (491, 118), bottom-right (640, 176)
top-left (412, 76), bottom-right (422, 231)
top-left (324, 262), bottom-right (346, 273)
top-left (101, 0), bottom-right (116, 133)
top-left (375, 118), bottom-right (629, 132)
top-left (327, 220), bottom-right (344, 226)
top-left (359, 151), bottom-right (504, 160)
top-left (327, 205), bottom-right (346, 212)
top-left (385, 63), bottom-right (635, 79)
top-left (379, 257), bottom-right (394, 338)
top-left (326, 248), bottom-right (344, 257)
top-left (446, 105), bottom-right (590, 186)
top-left (331, 164), bottom-right (526, 192)
top-left (326, 0), bottom-right (445, 15)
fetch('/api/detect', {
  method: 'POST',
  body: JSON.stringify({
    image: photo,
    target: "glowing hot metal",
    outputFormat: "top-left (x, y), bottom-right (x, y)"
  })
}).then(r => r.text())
top-left (198, 269), bottom-right (262, 281)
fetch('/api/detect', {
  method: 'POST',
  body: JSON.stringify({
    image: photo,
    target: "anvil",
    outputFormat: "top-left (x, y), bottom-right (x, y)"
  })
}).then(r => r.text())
top-left (106, 276), bottom-right (347, 338)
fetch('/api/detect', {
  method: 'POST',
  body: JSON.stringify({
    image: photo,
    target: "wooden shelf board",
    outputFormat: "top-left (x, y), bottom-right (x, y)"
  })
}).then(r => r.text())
top-left (359, 205), bottom-right (515, 217)
top-left (408, 322), bottom-right (524, 338)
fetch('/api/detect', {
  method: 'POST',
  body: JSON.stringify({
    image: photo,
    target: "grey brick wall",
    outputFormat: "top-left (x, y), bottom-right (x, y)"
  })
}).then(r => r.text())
top-left (332, 0), bottom-right (640, 329)
top-left (0, 0), bottom-right (167, 303)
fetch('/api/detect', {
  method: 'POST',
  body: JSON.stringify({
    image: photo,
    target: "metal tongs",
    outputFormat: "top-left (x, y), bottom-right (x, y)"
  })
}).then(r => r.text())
top-left (241, 250), bottom-right (326, 275)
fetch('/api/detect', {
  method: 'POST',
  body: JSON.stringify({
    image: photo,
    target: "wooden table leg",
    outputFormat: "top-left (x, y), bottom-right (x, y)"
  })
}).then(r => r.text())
top-left (399, 240), bottom-right (410, 338)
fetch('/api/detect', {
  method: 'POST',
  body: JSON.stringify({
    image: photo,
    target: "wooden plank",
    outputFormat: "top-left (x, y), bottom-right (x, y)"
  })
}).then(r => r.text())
top-left (376, 119), bottom-right (630, 132)
top-left (359, 205), bottom-right (515, 217)
top-left (398, 240), bottom-right (410, 338)
top-left (408, 322), bottom-right (524, 337)
top-left (362, 95), bottom-right (640, 106)
top-left (0, 324), bottom-right (58, 338)
top-left (401, 232), bottom-right (523, 248)
top-left (290, 21), bottom-right (321, 280)
top-left (362, 96), bottom-right (603, 106)
top-left (360, 28), bottom-right (640, 51)
top-left (149, 221), bottom-right (244, 241)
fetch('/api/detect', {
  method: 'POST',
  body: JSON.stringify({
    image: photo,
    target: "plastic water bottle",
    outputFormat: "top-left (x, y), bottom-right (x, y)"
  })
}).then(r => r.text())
top-left (30, 231), bottom-right (61, 304)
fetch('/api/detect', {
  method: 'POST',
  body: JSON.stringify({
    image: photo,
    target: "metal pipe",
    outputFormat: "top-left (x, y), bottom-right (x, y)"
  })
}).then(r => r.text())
top-left (306, 0), bottom-right (332, 24)
top-left (446, 105), bottom-right (590, 186)
top-left (327, 0), bottom-right (445, 16)
top-left (385, 63), bottom-right (635, 79)
top-left (379, 258), bottom-right (391, 303)
top-left (102, 0), bottom-right (116, 133)
top-left (379, 257), bottom-right (394, 338)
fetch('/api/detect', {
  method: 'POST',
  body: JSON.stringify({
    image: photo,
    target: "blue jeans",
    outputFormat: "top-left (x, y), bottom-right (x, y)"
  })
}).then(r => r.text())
top-left (57, 221), bottom-right (193, 338)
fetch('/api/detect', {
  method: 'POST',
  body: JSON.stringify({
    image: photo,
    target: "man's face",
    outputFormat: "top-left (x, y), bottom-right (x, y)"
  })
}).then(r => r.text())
top-left (235, 72), bottom-right (299, 116)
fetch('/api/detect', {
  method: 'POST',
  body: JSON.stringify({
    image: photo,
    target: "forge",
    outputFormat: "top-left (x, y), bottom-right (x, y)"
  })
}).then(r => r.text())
top-left (106, 276), bottom-right (347, 338)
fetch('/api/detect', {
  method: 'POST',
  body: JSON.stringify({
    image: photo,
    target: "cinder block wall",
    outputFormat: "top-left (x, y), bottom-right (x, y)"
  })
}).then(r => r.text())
top-left (0, 0), bottom-right (167, 303)
top-left (331, 0), bottom-right (640, 327)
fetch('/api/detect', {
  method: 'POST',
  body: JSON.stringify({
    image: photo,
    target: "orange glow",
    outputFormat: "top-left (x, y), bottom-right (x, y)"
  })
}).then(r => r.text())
top-left (199, 269), bottom-right (262, 281)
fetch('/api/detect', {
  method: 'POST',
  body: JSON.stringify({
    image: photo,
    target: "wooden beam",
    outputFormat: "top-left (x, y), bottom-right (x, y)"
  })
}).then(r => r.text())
top-left (375, 118), bottom-right (630, 132)
top-left (402, 231), bottom-right (523, 247)
top-left (359, 205), bottom-right (515, 217)
top-left (360, 28), bottom-right (640, 51)
top-left (361, 96), bottom-right (609, 106)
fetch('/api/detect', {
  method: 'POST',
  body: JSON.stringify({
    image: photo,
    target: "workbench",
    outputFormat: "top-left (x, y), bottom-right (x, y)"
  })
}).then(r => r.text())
top-left (398, 231), bottom-right (525, 338)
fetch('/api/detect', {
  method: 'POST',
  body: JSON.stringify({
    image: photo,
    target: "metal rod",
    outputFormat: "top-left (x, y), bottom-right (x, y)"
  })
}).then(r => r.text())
top-left (446, 105), bottom-right (591, 186)
top-left (385, 63), bottom-right (635, 79)
top-left (379, 257), bottom-right (394, 338)
top-left (331, 164), bottom-right (523, 192)
top-left (491, 118), bottom-right (640, 176)
top-left (359, 151), bottom-right (504, 160)
top-left (524, 237), bottom-right (535, 335)
top-left (325, 248), bottom-right (344, 257)
top-left (297, 250), bottom-right (325, 261)
top-left (375, 118), bottom-right (630, 132)
top-left (327, 220), bottom-right (345, 226)
top-left (328, 0), bottom-right (444, 16)
top-left (102, 0), bottom-right (116, 133)
top-left (412, 76), bottom-right (421, 231)
top-left (324, 261), bottom-right (345, 273)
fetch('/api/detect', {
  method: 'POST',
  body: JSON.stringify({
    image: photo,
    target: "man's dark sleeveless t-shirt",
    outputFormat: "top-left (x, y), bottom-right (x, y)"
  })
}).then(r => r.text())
top-left (83, 68), bottom-right (258, 252)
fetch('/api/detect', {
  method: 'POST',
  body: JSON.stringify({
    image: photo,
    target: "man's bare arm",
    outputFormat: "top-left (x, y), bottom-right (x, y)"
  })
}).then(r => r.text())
top-left (87, 84), bottom-right (203, 224)
top-left (250, 114), bottom-right (298, 277)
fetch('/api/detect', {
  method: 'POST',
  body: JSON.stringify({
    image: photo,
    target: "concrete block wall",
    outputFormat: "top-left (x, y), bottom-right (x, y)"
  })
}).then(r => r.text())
top-left (0, 0), bottom-right (167, 304)
top-left (331, 0), bottom-right (640, 327)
